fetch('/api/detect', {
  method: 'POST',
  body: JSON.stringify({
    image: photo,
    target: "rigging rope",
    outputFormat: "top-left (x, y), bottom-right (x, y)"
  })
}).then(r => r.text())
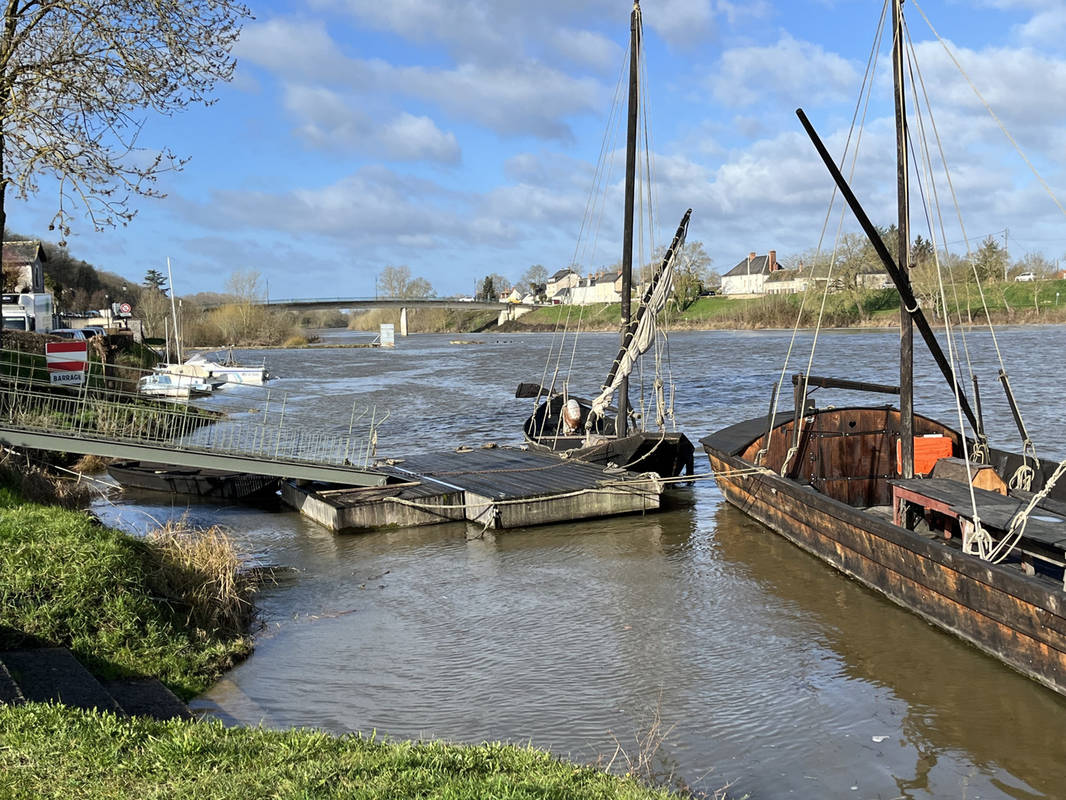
top-left (911, 0), bottom-right (1066, 221)
top-left (771, 0), bottom-right (890, 474)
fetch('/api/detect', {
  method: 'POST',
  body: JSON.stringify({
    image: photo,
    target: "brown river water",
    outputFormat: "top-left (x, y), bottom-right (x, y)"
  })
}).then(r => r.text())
top-left (93, 326), bottom-right (1066, 799)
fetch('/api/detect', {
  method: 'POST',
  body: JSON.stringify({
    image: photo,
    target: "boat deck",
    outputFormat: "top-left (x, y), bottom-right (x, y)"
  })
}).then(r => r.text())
top-left (891, 478), bottom-right (1066, 582)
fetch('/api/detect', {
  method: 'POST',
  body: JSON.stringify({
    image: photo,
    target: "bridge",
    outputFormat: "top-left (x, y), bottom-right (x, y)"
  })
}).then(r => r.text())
top-left (262, 297), bottom-right (510, 312)
top-left (0, 346), bottom-right (389, 486)
top-left (202, 297), bottom-right (537, 331)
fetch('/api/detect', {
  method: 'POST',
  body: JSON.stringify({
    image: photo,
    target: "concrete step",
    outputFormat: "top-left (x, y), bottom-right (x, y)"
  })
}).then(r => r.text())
top-left (103, 678), bottom-right (193, 721)
top-left (0, 648), bottom-right (123, 715)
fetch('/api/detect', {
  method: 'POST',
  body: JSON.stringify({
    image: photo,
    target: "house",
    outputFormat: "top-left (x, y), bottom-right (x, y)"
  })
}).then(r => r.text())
top-left (764, 266), bottom-right (811, 295)
top-left (546, 268), bottom-right (579, 299)
top-left (568, 271), bottom-right (622, 305)
top-left (501, 288), bottom-right (523, 303)
top-left (721, 250), bottom-right (783, 296)
top-left (2, 240), bottom-right (47, 294)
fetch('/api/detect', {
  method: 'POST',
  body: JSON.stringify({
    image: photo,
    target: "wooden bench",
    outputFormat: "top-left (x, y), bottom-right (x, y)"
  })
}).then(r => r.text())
top-left (890, 477), bottom-right (1066, 581)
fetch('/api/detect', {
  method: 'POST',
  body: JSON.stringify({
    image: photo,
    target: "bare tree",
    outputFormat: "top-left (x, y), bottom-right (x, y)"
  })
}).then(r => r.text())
top-left (0, 1), bottom-right (251, 245)
top-left (520, 264), bottom-right (548, 296)
top-left (378, 265), bottom-right (436, 298)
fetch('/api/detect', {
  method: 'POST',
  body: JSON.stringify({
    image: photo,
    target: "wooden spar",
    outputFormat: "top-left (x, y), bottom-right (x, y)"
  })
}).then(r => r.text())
top-left (618, 0), bottom-right (641, 438)
top-left (794, 108), bottom-right (980, 435)
top-left (600, 208), bottom-right (692, 396)
top-left (791, 374), bottom-right (900, 396)
top-left (893, 0), bottom-right (914, 478)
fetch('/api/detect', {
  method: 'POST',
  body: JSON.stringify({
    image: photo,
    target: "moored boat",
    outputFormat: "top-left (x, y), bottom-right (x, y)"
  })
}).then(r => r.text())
top-left (107, 459), bottom-right (279, 500)
top-left (138, 372), bottom-right (214, 398)
top-left (518, 1), bottom-right (694, 478)
top-left (703, 0), bottom-right (1066, 695)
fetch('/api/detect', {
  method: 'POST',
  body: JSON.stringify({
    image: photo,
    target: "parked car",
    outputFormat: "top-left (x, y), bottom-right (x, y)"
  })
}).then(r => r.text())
top-left (49, 328), bottom-right (90, 340)
top-left (1015, 272), bottom-right (1037, 282)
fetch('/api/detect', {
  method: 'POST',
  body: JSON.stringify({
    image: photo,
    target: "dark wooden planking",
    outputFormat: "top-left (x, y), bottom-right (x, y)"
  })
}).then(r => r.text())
top-left (708, 450), bottom-right (1066, 693)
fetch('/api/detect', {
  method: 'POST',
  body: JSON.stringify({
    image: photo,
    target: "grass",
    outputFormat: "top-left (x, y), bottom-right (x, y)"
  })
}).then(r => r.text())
top-left (501, 278), bottom-right (1066, 332)
top-left (0, 488), bottom-right (255, 698)
top-left (0, 704), bottom-right (685, 800)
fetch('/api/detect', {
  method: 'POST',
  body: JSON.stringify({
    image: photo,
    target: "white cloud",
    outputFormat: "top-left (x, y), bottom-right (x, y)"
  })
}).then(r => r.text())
top-left (710, 33), bottom-right (858, 108)
top-left (647, 0), bottom-right (717, 46)
top-left (550, 28), bottom-right (622, 72)
top-left (235, 18), bottom-right (358, 84)
top-left (238, 17), bottom-right (602, 142)
top-left (282, 84), bottom-right (460, 162)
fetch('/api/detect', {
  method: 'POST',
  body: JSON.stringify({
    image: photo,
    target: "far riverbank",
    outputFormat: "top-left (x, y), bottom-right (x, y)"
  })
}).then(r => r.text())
top-left (341, 279), bottom-right (1066, 336)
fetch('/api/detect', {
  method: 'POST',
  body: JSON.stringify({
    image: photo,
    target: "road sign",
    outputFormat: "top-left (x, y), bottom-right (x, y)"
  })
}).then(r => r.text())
top-left (45, 340), bottom-right (88, 386)
top-left (118, 302), bottom-right (132, 314)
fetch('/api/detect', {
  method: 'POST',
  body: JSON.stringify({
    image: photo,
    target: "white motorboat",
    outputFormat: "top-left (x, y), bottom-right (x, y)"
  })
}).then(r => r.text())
top-left (163, 351), bottom-right (270, 386)
top-left (138, 372), bottom-right (214, 399)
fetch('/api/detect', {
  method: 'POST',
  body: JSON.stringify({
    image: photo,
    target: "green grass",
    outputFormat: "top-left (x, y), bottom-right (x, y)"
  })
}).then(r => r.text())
top-left (0, 704), bottom-right (683, 800)
top-left (0, 492), bottom-right (251, 698)
top-left (509, 279), bottom-right (1066, 331)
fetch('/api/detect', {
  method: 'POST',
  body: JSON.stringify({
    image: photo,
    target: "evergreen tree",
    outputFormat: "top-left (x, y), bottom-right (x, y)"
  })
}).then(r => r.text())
top-left (143, 269), bottom-right (168, 295)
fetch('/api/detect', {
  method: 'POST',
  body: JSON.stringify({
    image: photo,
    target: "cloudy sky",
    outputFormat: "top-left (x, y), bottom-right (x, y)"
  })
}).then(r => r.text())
top-left (12, 0), bottom-right (1066, 298)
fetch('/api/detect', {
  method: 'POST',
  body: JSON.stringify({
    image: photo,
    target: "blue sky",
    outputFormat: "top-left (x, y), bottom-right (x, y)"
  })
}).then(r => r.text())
top-left (11, 0), bottom-right (1066, 298)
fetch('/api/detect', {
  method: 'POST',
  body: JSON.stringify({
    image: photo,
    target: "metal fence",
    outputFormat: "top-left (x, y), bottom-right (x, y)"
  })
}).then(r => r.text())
top-left (0, 345), bottom-right (382, 469)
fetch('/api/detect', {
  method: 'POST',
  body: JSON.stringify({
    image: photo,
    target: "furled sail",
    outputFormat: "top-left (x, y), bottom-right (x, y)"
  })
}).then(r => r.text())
top-left (589, 208), bottom-right (692, 422)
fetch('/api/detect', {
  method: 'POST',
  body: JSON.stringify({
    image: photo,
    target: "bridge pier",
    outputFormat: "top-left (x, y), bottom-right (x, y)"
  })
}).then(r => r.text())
top-left (497, 304), bottom-right (534, 327)
top-left (399, 307), bottom-right (408, 337)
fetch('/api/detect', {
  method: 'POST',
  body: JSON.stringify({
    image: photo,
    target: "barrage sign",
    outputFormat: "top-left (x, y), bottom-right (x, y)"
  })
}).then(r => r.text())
top-left (45, 340), bottom-right (88, 386)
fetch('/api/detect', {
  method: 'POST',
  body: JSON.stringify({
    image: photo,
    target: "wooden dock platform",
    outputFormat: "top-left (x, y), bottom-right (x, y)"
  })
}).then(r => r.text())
top-left (281, 445), bottom-right (663, 532)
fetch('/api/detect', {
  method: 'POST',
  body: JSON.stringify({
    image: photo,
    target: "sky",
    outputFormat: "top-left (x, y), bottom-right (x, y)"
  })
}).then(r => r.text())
top-left (10, 0), bottom-right (1066, 300)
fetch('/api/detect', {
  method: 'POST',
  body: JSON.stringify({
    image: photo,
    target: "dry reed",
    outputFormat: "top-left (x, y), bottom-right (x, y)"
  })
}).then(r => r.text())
top-left (0, 451), bottom-right (93, 509)
top-left (145, 519), bottom-right (259, 637)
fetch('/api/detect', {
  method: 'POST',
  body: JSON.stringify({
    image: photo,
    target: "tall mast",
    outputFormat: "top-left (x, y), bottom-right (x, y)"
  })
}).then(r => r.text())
top-left (893, 0), bottom-right (914, 478)
top-left (618, 0), bottom-right (641, 438)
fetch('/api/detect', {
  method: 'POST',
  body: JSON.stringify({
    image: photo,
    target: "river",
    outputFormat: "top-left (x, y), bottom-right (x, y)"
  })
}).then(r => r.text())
top-left (93, 326), bottom-right (1066, 799)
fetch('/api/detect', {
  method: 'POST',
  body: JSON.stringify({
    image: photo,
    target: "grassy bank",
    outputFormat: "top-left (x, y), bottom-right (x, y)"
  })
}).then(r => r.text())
top-left (0, 479), bottom-right (254, 698)
top-left (348, 306), bottom-right (499, 333)
top-left (0, 705), bottom-right (685, 800)
top-left (498, 278), bottom-right (1066, 332)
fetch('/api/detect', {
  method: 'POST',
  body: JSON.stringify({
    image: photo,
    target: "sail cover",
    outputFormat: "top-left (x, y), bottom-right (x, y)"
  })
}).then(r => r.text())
top-left (589, 209), bottom-right (690, 420)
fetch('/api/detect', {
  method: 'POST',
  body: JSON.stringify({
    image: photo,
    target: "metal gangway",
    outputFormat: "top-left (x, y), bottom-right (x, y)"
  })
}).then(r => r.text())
top-left (0, 343), bottom-right (388, 487)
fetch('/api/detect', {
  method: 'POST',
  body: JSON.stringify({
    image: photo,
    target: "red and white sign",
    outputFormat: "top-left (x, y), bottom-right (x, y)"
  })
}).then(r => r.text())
top-left (45, 341), bottom-right (88, 385)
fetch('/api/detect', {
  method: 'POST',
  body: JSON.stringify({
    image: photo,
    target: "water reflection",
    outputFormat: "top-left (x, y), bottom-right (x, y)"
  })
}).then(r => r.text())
top-left (711, 502), bottom-right (1066, 798)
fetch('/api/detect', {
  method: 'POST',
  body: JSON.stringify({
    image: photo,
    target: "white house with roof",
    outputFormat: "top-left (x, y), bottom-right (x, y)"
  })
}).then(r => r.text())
top-left (546, 268), bottom-right (579, 299)
top-left (721, 250), bottom-right (784, 296)
top-left (1, 240), bottom-right (47, 294)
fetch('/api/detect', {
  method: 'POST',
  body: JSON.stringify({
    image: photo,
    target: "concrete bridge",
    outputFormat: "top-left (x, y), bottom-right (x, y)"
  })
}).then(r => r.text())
top-left (234, 297), bottom-right (536, 332)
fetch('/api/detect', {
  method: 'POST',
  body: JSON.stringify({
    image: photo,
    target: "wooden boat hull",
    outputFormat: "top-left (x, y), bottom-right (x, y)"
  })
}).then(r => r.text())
top-left (523, 394), bottom-right (694, 477)
top-left (107, 460), bottom-right (279, 500)
top-left (703, 413), bottom-right (1066, 696)
top-left (527, 430), bottom-right (695, 478)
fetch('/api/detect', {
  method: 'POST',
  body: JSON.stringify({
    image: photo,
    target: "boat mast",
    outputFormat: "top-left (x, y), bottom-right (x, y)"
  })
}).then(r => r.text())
top-left (618, 0), bottom-right (641, 438)
top-left (893, 0), bottom-right (914, 478)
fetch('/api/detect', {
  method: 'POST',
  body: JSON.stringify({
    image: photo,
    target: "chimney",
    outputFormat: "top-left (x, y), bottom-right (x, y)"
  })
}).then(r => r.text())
top-left (769, 250), bottom-right (777, 271)
top-left (748, 252), bottom-right (755, 273)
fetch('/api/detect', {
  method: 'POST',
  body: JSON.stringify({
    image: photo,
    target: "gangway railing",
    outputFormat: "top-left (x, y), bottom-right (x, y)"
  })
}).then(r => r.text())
top-left (0, 345), bottom-right (388, 487)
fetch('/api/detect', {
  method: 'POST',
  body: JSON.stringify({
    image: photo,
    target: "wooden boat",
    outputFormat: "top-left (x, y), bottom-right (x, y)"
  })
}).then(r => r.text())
top-left (703, 1), bottom-right (1066, 695)
top-left (519, 1), bottom-right (694, 478)
top-left (107, 460), bottom-right (279, 500)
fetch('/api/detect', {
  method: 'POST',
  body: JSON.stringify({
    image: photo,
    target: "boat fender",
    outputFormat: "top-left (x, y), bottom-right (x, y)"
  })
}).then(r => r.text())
top-left (563, 399), bottom-right (581, 433)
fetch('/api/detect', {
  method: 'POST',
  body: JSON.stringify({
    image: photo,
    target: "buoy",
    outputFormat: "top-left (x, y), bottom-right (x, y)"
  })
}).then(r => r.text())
top-left (562, 399), bottom-right (581, 432)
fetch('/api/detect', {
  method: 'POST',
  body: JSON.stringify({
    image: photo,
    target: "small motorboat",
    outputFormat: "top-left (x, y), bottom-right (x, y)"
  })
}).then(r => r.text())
top-left (138, 372), bottom-right (214, 399)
